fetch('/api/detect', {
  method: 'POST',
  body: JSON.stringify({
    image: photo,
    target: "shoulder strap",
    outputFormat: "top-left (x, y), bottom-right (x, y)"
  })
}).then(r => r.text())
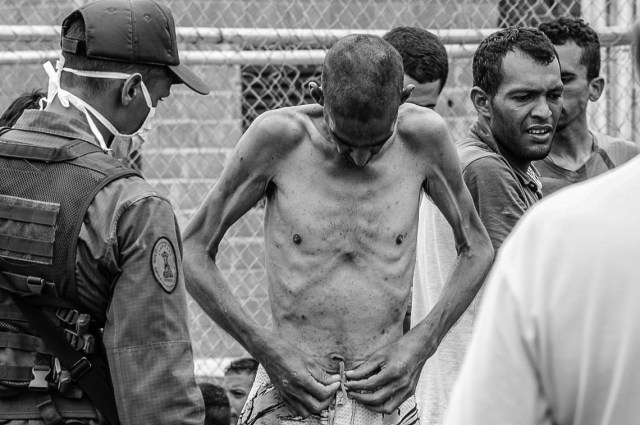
top-left (8, 293), bottom-right (120, 425)
top-left (65, 163), bottom-right (141, 306)
top-left (0, 137), bottom-right (103, 162)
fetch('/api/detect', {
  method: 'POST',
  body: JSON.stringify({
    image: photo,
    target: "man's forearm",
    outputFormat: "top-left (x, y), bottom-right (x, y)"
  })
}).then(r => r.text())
top-left (184, 247), bottom-right (272, 360)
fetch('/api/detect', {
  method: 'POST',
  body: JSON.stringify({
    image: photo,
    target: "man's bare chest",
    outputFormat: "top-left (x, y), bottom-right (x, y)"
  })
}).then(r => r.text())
top-left (265, 163), bottom-right (423, 252)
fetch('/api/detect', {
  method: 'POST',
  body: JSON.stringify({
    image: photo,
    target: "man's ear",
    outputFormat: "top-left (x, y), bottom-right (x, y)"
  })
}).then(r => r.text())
top-left (121, 73), bottom-right (144, 107)
top-left (400, 84), bottom-right (415, 105)
top-left (309, 82), bottom-right (324, 106)
top-left (588, 76), bottom-right (605, 102)
top-left (470, 87), bottom-right (491, 119)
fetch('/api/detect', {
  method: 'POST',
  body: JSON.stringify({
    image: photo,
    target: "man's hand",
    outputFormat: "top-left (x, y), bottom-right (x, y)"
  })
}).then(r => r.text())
top-left (261, 337), bottom-right (341, 418)
top-left (344, 335), bottom-right (431, 414)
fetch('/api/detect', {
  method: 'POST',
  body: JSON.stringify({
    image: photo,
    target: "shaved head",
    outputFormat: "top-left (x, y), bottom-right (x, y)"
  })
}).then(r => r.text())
top-left (322, 34), bottom-right (404, 121)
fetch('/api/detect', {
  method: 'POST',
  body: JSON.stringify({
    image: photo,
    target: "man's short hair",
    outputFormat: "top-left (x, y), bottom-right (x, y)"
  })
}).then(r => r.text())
top-left (538, 17), bottom-right (601, 80)
top-left (60, 14), bottom-right (170, 97)
top-left (198, 382), bottom-right (231, 425)
top-left (473, 26), bottom-right (558, 97)
top-left (224, 357), bottom-right (259, 376)
top-left (0, 89), bottom-right (46, 127)
top-left (383, 26), bottom-right (449, 92)
top-left (322, 34), bottom-right (404, 120)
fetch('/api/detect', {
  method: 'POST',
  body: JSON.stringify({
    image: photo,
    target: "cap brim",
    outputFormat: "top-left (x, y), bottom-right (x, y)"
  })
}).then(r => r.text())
top-left (168, 63), bottom-right (211, 95)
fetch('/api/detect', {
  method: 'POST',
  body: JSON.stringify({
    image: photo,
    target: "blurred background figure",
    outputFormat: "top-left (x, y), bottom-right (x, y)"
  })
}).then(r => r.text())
top-left (534, 17), bottom-right (638, 196)
top-left (200, 382), bottom-right (232, 425)
top-left (382, 26), bottom-right (449, 110)
top-left (223, 357), bottom-right (259, 425)
top-left (0, 88), bottom-right (46, 127)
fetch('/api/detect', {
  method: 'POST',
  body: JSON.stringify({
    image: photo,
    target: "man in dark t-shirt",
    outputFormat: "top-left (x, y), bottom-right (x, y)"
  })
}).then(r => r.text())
top-left (535, 17), bottom-right (639, 196)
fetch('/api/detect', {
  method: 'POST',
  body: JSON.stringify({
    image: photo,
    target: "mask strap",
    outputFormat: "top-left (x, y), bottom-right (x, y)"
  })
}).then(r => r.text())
top-left (62, 68), bottom-right (132, 80)
top-left (64, 68), bottom-right (153, 109)
top-left (42, 57), bottom-right (112, 152)
top-left (43, 59), bottom-right (66, 107)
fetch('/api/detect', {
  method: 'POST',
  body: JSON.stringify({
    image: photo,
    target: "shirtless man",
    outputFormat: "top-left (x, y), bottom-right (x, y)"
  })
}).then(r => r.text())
top-left (184, 34), bottom-right (493, 425)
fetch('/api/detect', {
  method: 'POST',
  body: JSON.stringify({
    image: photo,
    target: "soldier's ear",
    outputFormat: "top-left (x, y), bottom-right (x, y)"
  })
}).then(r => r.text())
top-left (309, 82), bottom-right (324, 106)
top-left (121, 73), bottom-right (144, 107)
top-left (470, 87), bottom-right (491, 119)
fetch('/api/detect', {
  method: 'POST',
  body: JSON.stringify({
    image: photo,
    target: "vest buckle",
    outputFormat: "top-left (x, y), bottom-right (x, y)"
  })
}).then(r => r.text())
top-left (26, 276), bottom-right (45, 295)
top-left (29, 364), bottom-right (51, 391)
top-left (69, 357), bottom-right (91, 380)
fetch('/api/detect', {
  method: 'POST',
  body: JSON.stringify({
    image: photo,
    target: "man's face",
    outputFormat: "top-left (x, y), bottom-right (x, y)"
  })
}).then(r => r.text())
top-left (325, 106), bottom-right (397, 168)
top-left (403, 74), bottom-right (441, 110)
top-left (554, 41), bottom-right (592, 130)
top-left (121, 74), bottom-right (172, 134)
top-left (488, 51), bottom-right (563, 162)
top-left (223, 371), bottom-right (255, 425)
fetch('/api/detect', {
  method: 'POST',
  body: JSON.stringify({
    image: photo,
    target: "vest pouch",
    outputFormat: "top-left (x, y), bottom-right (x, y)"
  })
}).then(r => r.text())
top-left (0, 194), bottom-right (59, 265)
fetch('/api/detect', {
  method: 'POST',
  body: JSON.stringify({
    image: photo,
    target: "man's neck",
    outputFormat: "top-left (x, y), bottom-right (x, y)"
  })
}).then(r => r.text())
top-left (45, 93), bottom-right (113, 148)
top-left (548, 116), bottom-right (593, 171)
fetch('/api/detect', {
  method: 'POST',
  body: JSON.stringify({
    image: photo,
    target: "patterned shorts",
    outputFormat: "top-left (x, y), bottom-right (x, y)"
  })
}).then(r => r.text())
top-left (239, 365), bottom-right (420, 425)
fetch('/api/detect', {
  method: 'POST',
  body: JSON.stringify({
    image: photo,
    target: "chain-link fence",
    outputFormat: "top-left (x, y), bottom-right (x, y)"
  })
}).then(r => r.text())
top-left (0, 0), bottom-right (638, 380)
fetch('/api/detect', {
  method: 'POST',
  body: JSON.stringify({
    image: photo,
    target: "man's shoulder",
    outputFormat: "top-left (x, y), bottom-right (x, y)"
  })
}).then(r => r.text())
top-left (457, 138), bottom-right (508, 172)
top-left (398, 104), bottom-right (447, 134)
top-left (593, 130), bottom-right (640, 161)
top-left (396, 104), bottom-right (450, 151)
top-left (247, 104), bottom-right (319, 146)
top-left (93, 174), bottom-right (173, 221)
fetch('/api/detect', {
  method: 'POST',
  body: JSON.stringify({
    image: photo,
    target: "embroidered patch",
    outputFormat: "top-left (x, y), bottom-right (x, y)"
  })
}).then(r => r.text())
top-left (151, 237), bottom-right (178, 293)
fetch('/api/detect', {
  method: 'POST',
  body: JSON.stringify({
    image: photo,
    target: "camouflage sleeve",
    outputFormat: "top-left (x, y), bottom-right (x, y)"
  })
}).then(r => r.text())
top-left (103, 194), bottom-right (204, 424)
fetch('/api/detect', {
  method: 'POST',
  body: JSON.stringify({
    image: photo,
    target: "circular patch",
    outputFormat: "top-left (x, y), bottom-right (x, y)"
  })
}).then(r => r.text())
top-left (151, 237), bottom-right (178, 293)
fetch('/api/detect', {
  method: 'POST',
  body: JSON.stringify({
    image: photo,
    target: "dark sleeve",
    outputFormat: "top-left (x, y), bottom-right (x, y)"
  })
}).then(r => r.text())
top-left (104, 195), bottom-right (204, 424)
top-left (462, 156), bottom-right (529, 252)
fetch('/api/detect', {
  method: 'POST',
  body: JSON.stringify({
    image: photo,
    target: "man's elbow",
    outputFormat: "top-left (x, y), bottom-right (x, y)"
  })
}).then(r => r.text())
top-left (182, 237), bottom-right (217, 290)
top-left (459, 231), bottom-right (494, 267)
top-left (477, 232), bottom-right (495, 266)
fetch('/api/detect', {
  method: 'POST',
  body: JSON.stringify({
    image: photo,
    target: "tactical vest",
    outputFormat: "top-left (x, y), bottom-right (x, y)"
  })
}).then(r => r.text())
top-left (0, 127), bottom-right (140, 424)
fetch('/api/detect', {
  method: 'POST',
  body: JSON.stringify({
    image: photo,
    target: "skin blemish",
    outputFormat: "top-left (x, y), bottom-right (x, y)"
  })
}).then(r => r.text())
top-left (343, 252), bottom-right (356, 262)
top-left (293, 234), bottom-right (302, 244)
top-left (396, 234), bottom-right (404, 245)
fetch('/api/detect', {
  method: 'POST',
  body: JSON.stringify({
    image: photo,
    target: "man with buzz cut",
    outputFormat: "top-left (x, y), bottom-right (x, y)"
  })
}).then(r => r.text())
top-left (535, 17), bottom-right (638, 196)
top-left (184, 33), bottom-right (494, 425)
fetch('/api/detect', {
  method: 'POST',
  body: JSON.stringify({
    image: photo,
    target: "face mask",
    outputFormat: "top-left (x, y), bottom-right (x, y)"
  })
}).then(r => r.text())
top-left (43, 56), bottom-right (156, 159)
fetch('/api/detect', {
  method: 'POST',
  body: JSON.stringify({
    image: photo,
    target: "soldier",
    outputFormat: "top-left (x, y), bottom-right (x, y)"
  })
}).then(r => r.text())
top-left (0, 0), bottom-right (209, 423)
